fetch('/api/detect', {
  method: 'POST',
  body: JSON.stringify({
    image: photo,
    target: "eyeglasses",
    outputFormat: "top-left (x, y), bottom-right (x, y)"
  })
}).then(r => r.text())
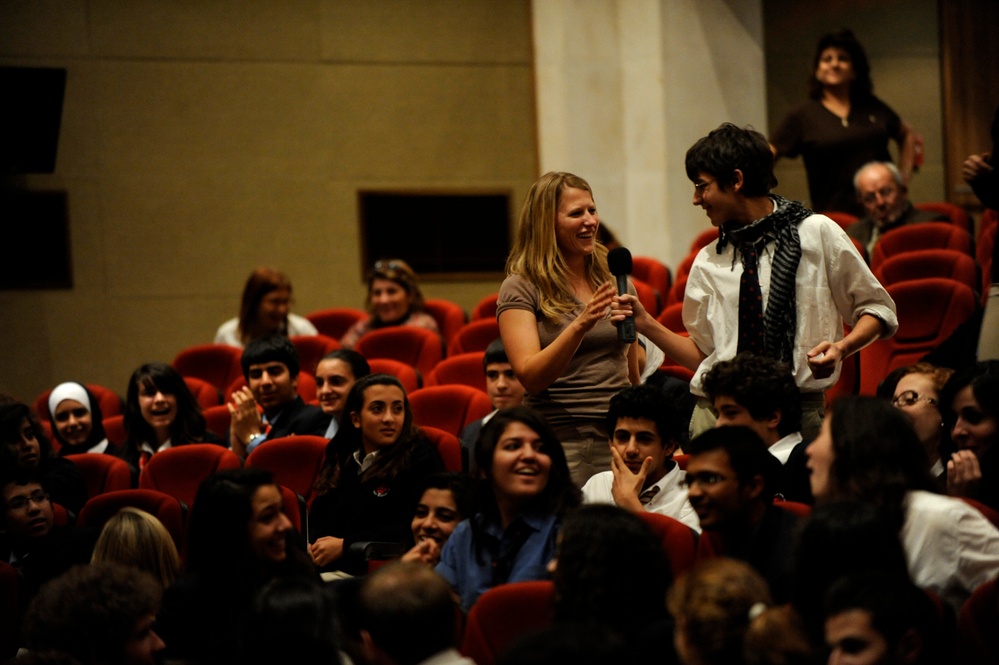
top-left (5, 490), bottom-right (50, 511)
top-left (678, 472), bottom-right (729, 489)
top-left (693, 179), bottom-right (716, 195)
top-left (892, 390), bottom-right (938, 408)
top-left (860, 186), bottom-right (897, 205)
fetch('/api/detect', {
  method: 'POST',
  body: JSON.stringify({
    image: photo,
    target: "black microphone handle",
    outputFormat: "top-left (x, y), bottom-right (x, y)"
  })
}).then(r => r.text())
top-left (615, 274), bottom-right (637, 343)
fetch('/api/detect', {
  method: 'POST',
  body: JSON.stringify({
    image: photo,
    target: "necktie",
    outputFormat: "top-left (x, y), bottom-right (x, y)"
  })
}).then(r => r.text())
top-left (639, 486), bottom-right (660, 505)
top-left (737, 242), bottom-right (765, 356)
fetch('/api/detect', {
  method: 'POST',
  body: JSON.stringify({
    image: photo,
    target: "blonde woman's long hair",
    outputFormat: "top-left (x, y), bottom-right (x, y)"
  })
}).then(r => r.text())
top-left (506, 172), bottom-right (611, 323)
top-left (91, 507), bottom-right (181, 589)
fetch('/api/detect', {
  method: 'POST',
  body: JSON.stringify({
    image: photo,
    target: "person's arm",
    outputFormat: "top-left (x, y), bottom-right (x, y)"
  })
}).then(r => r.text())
top-left (611, 293), bottom-right (706, 371)
top-left (896, 120), bottom-right (918, 184)
top-left (806, 313), bottom-right (885, 380)
top-left (498, 281), bottom-right (617, 395)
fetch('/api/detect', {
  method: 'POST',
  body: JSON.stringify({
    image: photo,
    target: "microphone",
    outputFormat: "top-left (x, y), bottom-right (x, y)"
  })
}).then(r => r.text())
top-left (607, 247), bottom-right (637, 343)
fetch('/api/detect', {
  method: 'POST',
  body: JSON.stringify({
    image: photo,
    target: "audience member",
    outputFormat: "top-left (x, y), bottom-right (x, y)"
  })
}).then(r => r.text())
top-left (240, 576), bottom-right (342, 665)
top-left (401, 471), bottom-right (475, 567)
top-left (91, 506), bottom-right (181, 590)
top-left (309, 374), bottom-right (444, 575)
top-left (792, 499), bottom-right (912, 647)
top-left (215, 266), bottom-right (317, 347)
top-left (962, 104), bottom-right (999, 210)
top-left (0, 467), bottom-right (97, 614)
top-left (613, 123), bottom-right (897, 442)
top-left (0, 402), bottom-right (86, 516)
top-left (315, 349), bottom-right (371, 440)
top-left (770, 29), bottom-right (917, 215)
top-left (889, 363), bottom-right (954, 484)
top-left (581, 385), bottom-right (699, 531)
top-left (498, 172), bottom-right (637, 487)
top-left (45, 381), bottom-right (113, 456)
top-left (847, 161), bottom-right (948, 255)
top-left (549, 504), bottom-right (678, 664)
top-left (806, 395), bottom-right (999, 612)
top-left (355, 561), bottom-right (470, 665)
top-left (684, 426), bottom-right (799, 603)
top-left (119, 362), bottom-right (224, 473)
top-left (228, 335), bottom-right (331, 459)
top-left (939, 360), bottom-right (999, 510)
top-left (823, 572), bottom-right (944, 665)
top-left (437, 406), bottom-right (581, 612)
top-left (668, 557), bottom-right (812, 665)
top-left (340, 259), bottom-right (440, 350)
top-left (702, 352), bottom-right (812, 503)
top-left (21, 563), bottom-right (165, 665)
top-left (155, 468), bottom-right (316, 662)
top-left (459, 338), bottom-right (526, 469)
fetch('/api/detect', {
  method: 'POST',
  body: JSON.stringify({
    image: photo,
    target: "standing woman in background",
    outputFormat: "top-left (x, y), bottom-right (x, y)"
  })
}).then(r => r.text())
top-left (497, 172), bottom-right (638, 487)
top-left (339, 259), bottom-right (440, 350)
top-left (215, 266), bottom-right (318, 347)
top-left (770, 29), bottom-right (917, 215)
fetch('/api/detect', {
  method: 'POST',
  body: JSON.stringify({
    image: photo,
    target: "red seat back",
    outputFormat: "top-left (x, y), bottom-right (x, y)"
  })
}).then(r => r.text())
top-left (78, 489), bottom-right (186, 552)
top-left (355, 326), bottom-right (444, 377)
top-left (409, 385), bottom-right (493, 438)
top-left (448, 319), bottom-right (501, 356)
top-left (183, 376), bottom-right (222, 409)
top-left (873, 249), bottom-right (980, 293)
top-left (424, 299), bottom-right (468, 348)
top-left (460, 581), bottom-right (556, 665)
top-left (172, 344), bottom-right (244, 392)
top-left (631, 256), bottom-right (672, 304)
top-left (635, 511), bottom-right (698, 577)
top-left (244, 435), bottom-right (328, 506)
top-left (471, 293), bottom-right (500, 321)
top-left (138, 444), bottom-right (242, 509)
top-left (858, 278), bottom-right (979, 394)
top-left (290, 335), bottom-right (341, 375)
top-left (915, 201), bottom-right (972, 231)
top-left (418, 426), bottom-right (464, 472)
top-left (201, 405), bottom-right (232, 442)
top-left (367, 358), bottom-right (422, 393)
top-left (426, 352), bottom-right (487, 393)
top-left (632, 277), bottom-right (661, 317)
top-left (65, 454), bottom-right (133, 498)
top-left (305, 307), bottom-right (368, 341)
top-left (102, 415), bottom-right (127, 447)
top-left (870, 221), bottom-right (974, 269)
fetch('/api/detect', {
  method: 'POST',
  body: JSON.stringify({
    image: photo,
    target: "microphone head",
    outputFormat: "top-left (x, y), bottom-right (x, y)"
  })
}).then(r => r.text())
top-left (607, 247), bottom-right (633, 276)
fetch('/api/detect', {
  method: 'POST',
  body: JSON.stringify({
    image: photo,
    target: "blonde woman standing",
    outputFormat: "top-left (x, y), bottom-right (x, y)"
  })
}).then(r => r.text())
top-left (498, 172), bottom-right (639, 487)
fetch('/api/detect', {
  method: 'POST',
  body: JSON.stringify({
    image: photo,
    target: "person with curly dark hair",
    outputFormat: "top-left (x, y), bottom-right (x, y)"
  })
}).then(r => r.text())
top-left (701, 352), bottom-right (812, 503)
top-left (22, 562), bottom-right (165, 665)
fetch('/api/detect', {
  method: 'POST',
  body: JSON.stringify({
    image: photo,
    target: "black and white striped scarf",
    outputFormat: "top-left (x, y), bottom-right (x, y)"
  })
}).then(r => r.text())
top-left (716, 195), bottom-right (812, 366)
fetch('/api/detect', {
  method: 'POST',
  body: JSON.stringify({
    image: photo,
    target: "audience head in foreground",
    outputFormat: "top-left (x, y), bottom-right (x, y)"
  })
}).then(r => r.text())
top-left (23, 563), bottom-right (164, 665)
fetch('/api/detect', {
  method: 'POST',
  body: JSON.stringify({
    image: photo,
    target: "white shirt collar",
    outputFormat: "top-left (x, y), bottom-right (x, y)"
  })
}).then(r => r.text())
top-left (769, 432), bottom-right (803, 465)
